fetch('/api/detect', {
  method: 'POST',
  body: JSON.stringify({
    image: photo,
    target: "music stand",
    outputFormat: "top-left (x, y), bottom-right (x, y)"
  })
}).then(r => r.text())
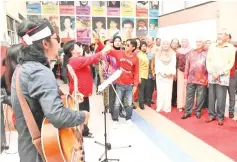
top-left (94, 69), bottom-right (131, 162)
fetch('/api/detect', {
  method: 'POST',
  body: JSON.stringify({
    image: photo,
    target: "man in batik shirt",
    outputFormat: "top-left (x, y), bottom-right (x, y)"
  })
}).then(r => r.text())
top-left (181, 38), bottom-right (208, 119)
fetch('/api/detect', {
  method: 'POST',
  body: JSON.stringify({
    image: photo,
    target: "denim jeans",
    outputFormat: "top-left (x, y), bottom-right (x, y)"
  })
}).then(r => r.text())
top-left (113, 84), bottom-right (133, 121)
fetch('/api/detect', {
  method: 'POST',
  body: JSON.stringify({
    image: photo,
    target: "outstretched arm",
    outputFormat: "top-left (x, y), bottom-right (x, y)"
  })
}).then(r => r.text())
top-left (72, 52), bottom-right (103, 70)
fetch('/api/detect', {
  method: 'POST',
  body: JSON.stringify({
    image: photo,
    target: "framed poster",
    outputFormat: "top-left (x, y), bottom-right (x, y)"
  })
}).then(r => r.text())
top-left (59, 1), bottom-right (74, 15)
top-left (107, 1), bottom-right (120, 16)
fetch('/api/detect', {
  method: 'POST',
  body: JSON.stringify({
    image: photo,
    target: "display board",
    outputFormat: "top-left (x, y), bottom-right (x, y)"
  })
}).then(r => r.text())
top-left (26, 1), bottom-right (159, 44)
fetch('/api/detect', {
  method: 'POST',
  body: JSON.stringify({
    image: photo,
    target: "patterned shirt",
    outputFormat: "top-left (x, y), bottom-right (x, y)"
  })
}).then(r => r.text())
top-left (184, 49), bottom-right (208, 86)
top-left (99, 55), bottom-right (117, 80)
top-left (177, 53), bottom-right (189, 72)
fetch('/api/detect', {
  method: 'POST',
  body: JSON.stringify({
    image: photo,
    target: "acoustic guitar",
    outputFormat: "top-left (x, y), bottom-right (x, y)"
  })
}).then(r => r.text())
top-left (41, 65), bottom-right (85, 162)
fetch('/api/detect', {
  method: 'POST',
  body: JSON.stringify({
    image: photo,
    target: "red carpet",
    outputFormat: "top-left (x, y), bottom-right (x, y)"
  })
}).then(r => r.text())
top-left (151, 91), bottom-right (237, 161)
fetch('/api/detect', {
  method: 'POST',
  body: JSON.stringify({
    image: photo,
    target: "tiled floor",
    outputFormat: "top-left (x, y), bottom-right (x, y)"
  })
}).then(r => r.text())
top-left (1, 80), bottom-right (236, 162)
top-left (0, 83), bottom-right (171, 162)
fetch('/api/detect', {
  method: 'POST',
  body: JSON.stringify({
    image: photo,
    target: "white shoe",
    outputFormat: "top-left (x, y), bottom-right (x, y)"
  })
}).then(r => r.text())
top-left (112, 121), bottom-right (119, 129)
top-left (126, 119), bottom-right (134, 127)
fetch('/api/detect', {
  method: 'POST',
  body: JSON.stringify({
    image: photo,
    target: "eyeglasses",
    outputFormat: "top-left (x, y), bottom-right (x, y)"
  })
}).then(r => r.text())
top-left (51, 35), bottom-right (60, 43)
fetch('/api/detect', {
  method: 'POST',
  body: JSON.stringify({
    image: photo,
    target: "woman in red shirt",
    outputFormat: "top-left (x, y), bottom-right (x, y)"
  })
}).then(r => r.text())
top-left (63, 40), bottom-right (104, 137)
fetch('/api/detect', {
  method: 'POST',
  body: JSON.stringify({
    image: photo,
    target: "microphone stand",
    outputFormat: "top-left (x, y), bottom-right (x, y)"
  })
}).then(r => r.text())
top-left (94, 61), bottom-right (131, 162)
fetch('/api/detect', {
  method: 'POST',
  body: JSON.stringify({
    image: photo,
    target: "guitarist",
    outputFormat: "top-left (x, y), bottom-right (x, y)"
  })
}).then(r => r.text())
top-left (10, 19), bottom-right (90, 162)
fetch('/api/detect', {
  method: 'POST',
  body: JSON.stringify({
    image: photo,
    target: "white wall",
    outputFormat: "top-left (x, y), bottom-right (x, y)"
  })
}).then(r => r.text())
top-left (158, 19), bottom-right (217, 47)
top-left (0, 0), bottom-right (26, 43)
top-left (218, 1), bottom-right (237, 42)
top-left (5, 0), bottom-right (27, 22)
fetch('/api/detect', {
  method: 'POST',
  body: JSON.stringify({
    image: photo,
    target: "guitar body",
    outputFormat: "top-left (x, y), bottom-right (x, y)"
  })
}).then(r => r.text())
top-left (41, 94), bottom-right (84, 162)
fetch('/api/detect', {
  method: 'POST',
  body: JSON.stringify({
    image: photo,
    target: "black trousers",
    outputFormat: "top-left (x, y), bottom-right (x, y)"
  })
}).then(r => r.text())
top-left (172, 80), bottom-right (177, 105)
top-left (79, 97), bottom-right (90, 136)
top-left (144, 78), bottom-right (154, 103)
top-left (96, 74), bottom-right (101, 92)
top-left (138, 79), bottom-right (146, 107)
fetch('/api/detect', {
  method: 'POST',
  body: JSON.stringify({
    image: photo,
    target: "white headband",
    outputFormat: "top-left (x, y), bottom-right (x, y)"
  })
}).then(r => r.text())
top-left (22, 26), bottom-right (52, 45)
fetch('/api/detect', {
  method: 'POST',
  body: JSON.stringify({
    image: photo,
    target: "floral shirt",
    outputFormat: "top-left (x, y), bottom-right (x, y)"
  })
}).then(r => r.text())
top-left (184, 49), bottom-right (208, 86)
top-left (99, 55), bottom-right (117, 80)
top-left (177, 53), bottom-right (189, 72)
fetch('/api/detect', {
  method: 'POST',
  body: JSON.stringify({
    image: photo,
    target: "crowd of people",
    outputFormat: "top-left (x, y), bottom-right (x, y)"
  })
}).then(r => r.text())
top-left (53, 27), bottom-right (236, 129)
top-left (1, 18), bottom-right (236, 162)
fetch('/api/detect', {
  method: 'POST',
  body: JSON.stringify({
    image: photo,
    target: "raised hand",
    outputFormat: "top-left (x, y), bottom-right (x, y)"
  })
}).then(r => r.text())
top-left (101, 44), bottom-right (112, 55)
top-left (92, 31), bottom-right (99, 40)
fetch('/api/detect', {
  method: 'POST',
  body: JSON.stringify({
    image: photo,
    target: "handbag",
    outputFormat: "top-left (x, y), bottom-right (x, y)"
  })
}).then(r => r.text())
top-left (15, 66), bottom-right (46, 162)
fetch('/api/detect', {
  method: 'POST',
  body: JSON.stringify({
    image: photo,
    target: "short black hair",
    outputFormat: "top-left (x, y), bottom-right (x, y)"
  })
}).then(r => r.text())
top-left (60, 42), bottom-right (64, 48)
top-left (126, 39), bottom-right (137, 52)
top-left (229, 34), bottom-right (232, 40)
top-left (122, 20), bottom-right (134, 28)
top-left (139, 41), bottom-right (147, 50)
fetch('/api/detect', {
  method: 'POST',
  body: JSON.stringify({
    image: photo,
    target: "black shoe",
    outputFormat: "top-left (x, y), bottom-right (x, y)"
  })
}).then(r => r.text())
top-left (133, 105), bottom-right (137, 109)
top-left (146, 103), bottom-right (151, 107)
top-left (181, 114), bottom-right (191, 119)
top-left (195, 114), bottom-right (201, 119)
top-left (172, 103), bottom-right (177, 107)
top-left (83, 132), bottom-right (94, 138)
top-left (139, 104), bottom-right (145, 110)
top-left (229, 112), bottom-right (234, 118)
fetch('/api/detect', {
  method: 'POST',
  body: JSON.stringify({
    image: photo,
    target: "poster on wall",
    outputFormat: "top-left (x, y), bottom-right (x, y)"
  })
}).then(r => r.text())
top-left (107, 17), bottom-right (120, 39)
top-left (26, 1), bottom-right (41, 14)
top-left (121, 18), bottom-right (135, 41)
top-left (43, 15), bottom-right (60, 35)
top-left (149, 1), bottom-right (159, 17)
top-left (107, 1), bottom-right (120, 16)
top-left (76, 16), bottom-right (91, 45)
top-left (136, 1), bottom-right (148, 17)
top-left (136, 19), bottom-right (148, 38)
top-left (121, 1), bottom-right (135, 17)
top-left (27, 15), bottom-right (42, 23)
top-left (92, 17), bottom-right (106, 41)
top-left (42, 1), bottom-right (58, 15)
top-left (91, 1), bottom-right (106, 16)
top-left (75, 1), bottom-right (90, 15)
top-left (60, 16), bottom-right (75, 42)
top-left (59, 1), bottom-right (74, 15)
top-left (149, 19), bottom-right (158, 38)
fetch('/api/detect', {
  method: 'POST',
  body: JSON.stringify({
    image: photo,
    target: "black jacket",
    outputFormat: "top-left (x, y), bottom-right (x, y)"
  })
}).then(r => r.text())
top-left (11, 61), bottom-right (86, 162)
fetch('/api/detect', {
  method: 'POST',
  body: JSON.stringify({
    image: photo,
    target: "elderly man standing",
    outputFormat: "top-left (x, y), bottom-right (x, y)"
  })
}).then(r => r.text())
top-left (206, 29), bottom-right (236, 125)
top-left (181, 37), bottom-right (208, 119)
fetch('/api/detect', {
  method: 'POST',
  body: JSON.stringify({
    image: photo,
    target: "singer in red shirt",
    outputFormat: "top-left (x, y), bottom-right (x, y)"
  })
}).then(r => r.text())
top-left (63, 40), bottom-right (104, 137)
top-left (105, 39), bottom-right (139, 128)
